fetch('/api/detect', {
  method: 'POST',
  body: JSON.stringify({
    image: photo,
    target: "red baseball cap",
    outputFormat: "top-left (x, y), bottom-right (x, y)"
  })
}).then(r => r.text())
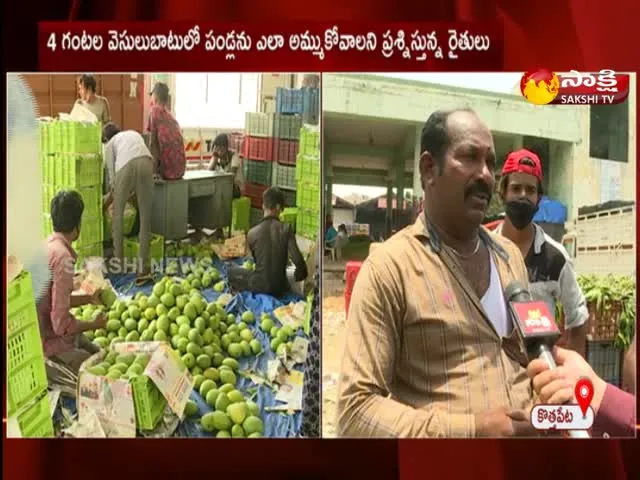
top-left (502, 149), bottom-right (543, 181)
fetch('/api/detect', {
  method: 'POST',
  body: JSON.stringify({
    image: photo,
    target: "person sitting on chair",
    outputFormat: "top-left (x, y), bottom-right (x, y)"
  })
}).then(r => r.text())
top-left (335, 224), bottom-right (349, 260)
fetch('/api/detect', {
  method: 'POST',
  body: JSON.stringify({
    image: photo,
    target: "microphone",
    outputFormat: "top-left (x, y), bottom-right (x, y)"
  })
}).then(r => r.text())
top-left (505, 281), bottom-right (590, 439)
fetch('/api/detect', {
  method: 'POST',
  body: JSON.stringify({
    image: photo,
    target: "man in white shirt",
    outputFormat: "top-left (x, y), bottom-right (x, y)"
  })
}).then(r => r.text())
top-left (102, 123), bottom-right (154, 284)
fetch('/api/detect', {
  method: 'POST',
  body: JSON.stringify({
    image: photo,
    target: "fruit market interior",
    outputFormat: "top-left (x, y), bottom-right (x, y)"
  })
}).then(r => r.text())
top-left (7, 73), bottom-right (322, 438)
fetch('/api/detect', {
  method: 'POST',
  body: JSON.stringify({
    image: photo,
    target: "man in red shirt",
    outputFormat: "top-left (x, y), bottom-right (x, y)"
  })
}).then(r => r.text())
top-left (147, 82), bottom-right (186, 180)
top-left (38, 191), bottom-right (108, 380)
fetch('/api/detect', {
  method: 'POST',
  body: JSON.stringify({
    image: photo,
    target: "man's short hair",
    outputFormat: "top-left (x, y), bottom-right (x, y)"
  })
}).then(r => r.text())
top-left (102, 122), bottom-right (121, 143)
top-left (421, 108), bottom-right (476, 172)
top-left (151, 82), bottom-right (170, 105)
top-left (213, 133), bottom-right (229, 150)
top-left (263, 187), bottom-right (285, 210)
top-left (78, 74), bottom-right (97, 93)
top-left (51, 190), bottom-right (84, 233)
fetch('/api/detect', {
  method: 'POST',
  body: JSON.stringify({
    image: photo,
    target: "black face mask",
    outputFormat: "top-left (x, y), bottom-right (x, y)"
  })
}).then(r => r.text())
top-left (505, 199), bottom-right (539, 230)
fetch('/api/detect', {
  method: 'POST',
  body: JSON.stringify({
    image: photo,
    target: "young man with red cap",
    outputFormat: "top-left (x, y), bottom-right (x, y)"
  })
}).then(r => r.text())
top-left (494, 149), bottom-right (588, 356)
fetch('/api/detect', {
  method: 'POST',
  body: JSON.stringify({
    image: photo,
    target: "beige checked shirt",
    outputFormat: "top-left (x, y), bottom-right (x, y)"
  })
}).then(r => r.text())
top-left (336, 214), bottom-right (536, 438)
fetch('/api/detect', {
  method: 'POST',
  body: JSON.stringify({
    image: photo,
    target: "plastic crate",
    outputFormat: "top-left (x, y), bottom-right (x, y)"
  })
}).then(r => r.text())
top-left (245, 182), bottom-right (269, 209)
top-left (75, 243), bottom-right (104, 271)
top-left (43, 184), bottom-right (101, 218)
top-left (274, 114), bottom-right (303, 140)
top-left (585, 300), bottom-right (624, 341)
top-left (7, 272), bottom-right (48, 417)
top-left (283, 189), bottom-right (296, 208)
top-left (275, 87), bottom-right (319, 115)
top-left (74, 214), bottom-right (104, 249)
top-left (46, 153), bottom-right (103, 188)
top-left (586, 340), bottom-right (623, 387)
top-left (124, 234), bottom-right (165, 271)
top-left (250, 207), bottom-right (263, 226)
top-left (39, 121), bottom-right (56, 155)
top-left (273, 139), bottom-right (299, 166)
top-left (131, 374), bottom-right (168, 431)
top-left (296, 154), bottom-right (321, 183)
top-left (296, 182), bottom-right (321, 211)
top-left (299, 126), bottom-right (320, 157)
top-left (245, 112), bottom-right (274, 138)
top-left (272, 163), bottom-right (297, 190)
top-left (242, 136), bottom-right (274, 162)
top-left (276, 88), bottom-right (305, 114)
top-left (574, 245), bottom-right (635, 277)
top-left (56, 121), bottom-right (102, 154)
top-left (42, 214), bottom-right (54, 238)
top-left (232, 196), bottom-right (251, 232)
top-left (14, 391), bottom-right (54, 438)
top-left (244, 159), bottom-right (273, 185)
top-left (280, 207), bottom-right (298, 231)
top-left (297, 208), bottom-right (320, 240)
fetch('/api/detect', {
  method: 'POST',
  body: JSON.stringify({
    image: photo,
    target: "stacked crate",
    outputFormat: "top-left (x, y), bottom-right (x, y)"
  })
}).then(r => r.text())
top-left (272, 87), bottom-right (320, 217)
top-left (295, 124), bottom-right (321, 240)
top-left (7, 270), bottom-right (54, 437)
top-left (39, 119), bottom-right (104, 268)
top-left (244, 112), bottom-right (275, 225)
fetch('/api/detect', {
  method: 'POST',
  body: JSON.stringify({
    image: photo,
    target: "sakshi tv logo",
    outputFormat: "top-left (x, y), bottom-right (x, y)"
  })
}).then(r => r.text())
top-left (520, 69), bottom-right (630, 105)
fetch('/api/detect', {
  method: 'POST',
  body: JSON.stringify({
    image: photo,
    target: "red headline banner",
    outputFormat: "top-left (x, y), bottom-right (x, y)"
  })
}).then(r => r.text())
top-left (37, 22), bottom-right (503, 72)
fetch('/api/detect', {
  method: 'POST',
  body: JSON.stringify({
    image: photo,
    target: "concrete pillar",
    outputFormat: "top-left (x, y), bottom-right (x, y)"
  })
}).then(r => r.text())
top-left (386, 180), bottom-right (393, 237)
top-left (412, 124), bottom-right (423, 200)
top-left (324, 145), bottom-right (333, 217)
top-left (395, 153), bottom-right (405, 230)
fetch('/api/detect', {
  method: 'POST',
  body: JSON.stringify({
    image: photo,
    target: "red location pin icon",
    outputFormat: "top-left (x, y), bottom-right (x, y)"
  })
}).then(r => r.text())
top-left (575, 378), bottom-right (594, 417)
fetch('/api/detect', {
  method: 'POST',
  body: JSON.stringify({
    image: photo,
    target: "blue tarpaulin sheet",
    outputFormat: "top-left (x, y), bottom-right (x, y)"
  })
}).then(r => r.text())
top-left (533, 196), bottom-right (568, 224)
top-left (106, 257), bottom-right (306, 438)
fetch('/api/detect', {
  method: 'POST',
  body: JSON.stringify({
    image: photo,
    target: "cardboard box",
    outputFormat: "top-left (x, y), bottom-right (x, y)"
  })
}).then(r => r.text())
top-left (77, 342), bottom-right (193, 438)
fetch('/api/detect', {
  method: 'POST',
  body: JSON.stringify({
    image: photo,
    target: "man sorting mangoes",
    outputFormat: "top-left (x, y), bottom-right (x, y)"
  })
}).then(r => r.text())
top-left (38, 191), bottom-right (108, 381)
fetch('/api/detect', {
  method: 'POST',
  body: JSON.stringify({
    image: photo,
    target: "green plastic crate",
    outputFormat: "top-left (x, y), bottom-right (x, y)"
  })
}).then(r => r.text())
top-left (283, 189), bottom-right (296, 208)
top-left (74, 214), bottom-right (104, 249)
top-left (42, 184), bottom-right (102, 218)
top-left (14, 391), bottom-right (54, 438)
top-left (52, 153), bottom-right (103, 188)
top-left (272, 163), bottom-right (297, 190)
top-left (75, 243), bottom-right (104, 271)
top-left (244, 159), bottom-right (273, 185)
top-left (296, 182), bottom-right (321, 211)
top-left (232, 197), bottom-right (251, 232)
top-left (245, 112), bottom-right (274, 138)
top-left (56, 121), bottom-right (102, 154)
top-left (297, 208), bottom-right (320, 240)
top-left (250, 207), bottom-right (263, 226)
top-left (131, 374), bottom-right (168, 431)
top-left (42, 214), bottom-right (54, 238)
top-left (7, 272), bottom-right (48, 417)
top-left (124, 234), bottom-right (165, 271)
top-left (274, 114), bottom-right (303, 140)
top-left (299, 126), bottom-right (320, 157)
top-left (295, 154), bottom-right (320, 183)
top-left (280, 207), bottom-right (298, 231)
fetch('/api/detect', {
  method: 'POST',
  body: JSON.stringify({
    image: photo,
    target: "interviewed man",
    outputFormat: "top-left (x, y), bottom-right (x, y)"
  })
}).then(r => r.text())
top-left (337, 108), bottom-right (537, 438)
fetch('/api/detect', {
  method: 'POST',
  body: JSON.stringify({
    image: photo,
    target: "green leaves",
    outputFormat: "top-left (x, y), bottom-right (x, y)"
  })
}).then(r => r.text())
top-left (577, 274), bottom-right (635, 349)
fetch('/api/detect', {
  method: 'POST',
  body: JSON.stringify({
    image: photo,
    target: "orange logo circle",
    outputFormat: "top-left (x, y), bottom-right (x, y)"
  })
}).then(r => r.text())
top-left (520, 69), bottom-right (560, 105)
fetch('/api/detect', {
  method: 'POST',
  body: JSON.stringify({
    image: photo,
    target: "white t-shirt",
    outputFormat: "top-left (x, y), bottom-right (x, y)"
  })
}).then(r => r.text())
top-left (217, 151), bottom-right (244, 187)
top-left (481, 253), bottom-right (512, 337)
top-left (103, 130), bottom-right (152, 185)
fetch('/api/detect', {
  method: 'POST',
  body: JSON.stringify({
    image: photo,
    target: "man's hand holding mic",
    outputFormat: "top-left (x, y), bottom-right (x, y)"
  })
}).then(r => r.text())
top-left (527, 346), bottom-right (607, 415)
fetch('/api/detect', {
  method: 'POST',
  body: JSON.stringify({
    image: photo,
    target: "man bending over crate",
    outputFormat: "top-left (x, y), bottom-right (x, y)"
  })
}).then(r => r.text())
top-left (38, 191), bottom-right (108, 381)
top-left (228, 187), bottom-right (308, 297)
top-left (102, 123), bottom-right (154, 285)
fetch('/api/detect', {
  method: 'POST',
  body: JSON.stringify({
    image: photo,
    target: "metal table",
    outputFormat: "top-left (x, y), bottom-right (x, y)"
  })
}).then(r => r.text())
top-left (150, 170), bottom-right (234, 240)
